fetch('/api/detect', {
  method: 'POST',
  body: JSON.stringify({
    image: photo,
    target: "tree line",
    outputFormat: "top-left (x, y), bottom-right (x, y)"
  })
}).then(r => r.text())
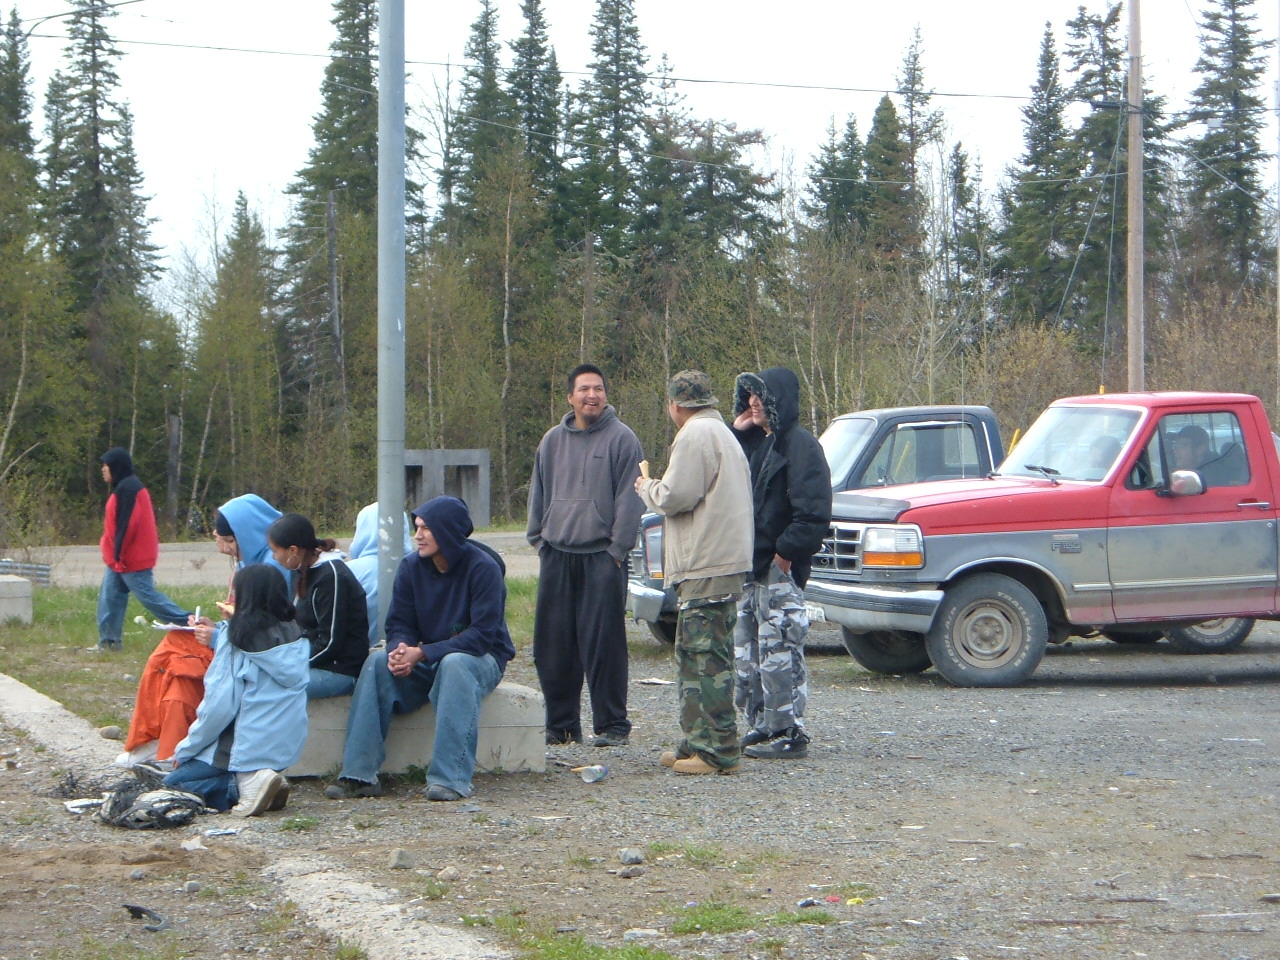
top-left (0, 0), bottom-right (1274, 546)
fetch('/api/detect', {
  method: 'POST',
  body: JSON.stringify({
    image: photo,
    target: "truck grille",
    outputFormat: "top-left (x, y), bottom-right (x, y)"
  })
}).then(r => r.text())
top-left (811, 521), bottom-right (864, 576)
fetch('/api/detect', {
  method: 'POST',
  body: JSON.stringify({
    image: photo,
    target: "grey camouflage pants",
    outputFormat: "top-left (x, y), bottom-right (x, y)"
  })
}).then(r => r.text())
top-left (734, 564), bottom-right (808, 735)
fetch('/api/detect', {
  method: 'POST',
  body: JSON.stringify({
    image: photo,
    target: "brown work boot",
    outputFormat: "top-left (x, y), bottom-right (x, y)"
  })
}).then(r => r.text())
top-left (659, 750), bottom-right (678, 768)
top-left (672, 754), bottom-right (739, 775)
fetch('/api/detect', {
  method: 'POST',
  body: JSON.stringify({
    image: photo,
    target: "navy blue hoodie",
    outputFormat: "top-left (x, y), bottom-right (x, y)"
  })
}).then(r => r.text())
top-left (384, 496), bottom-right (515, 670)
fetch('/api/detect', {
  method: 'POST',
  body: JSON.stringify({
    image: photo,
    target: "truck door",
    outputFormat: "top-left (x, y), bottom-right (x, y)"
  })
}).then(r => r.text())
top-left (1107, 410), bottom-right (1278, 620)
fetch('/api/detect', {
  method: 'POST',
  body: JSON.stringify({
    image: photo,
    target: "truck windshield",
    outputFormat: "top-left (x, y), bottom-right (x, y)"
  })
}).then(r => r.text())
top-left (999, 406), bottom-right (1140, 482)
top-left (820, 416), bottom-right (876, 488)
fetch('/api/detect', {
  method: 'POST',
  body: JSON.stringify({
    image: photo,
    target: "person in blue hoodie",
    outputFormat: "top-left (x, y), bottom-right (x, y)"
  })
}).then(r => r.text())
top-left (163, 564), bottom-right (310, 817)
top-left (324, 496), bottom-right (516, 802)
top-left (344, 502), bottom-right (414, 645)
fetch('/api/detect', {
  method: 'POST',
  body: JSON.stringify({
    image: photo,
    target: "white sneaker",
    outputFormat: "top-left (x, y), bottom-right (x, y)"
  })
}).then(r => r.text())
top-left (232, 769), bottom-right (285, 817)
top-left (114, 741), bottom-right (160, 767)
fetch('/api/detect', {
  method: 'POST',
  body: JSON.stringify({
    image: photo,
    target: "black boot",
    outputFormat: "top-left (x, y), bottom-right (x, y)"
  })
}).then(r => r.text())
top-left (742, 726), bottom-right (810, 759)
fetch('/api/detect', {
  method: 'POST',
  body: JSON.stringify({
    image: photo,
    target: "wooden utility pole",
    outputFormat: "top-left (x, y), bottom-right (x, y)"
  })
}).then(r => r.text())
top-left (1126, 0), bottom-right (1145, 391)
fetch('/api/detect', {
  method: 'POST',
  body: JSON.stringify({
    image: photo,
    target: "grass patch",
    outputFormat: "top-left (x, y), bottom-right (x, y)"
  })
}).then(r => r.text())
top-left (336, 941), bottom-right (368, 960)
top-left (498, 917), bottom-right (680, 960)
top-left (671, 902), bottom-right (755, 935)
top-left (257, 900), bottom-right (300, 935)
top-left (680, 842), bottom-right (722, 868)
top-left (415, 878), bottom-right (450, 901)
top-left (279, 815), bottom-right (320, 832)
top-left (42, 938), bottom-right (186, 960)
top-left (768, 909), bottom-right (835, 926)
top-left (0, 585), bottom-right (211, 728)
top-left (566, 850), bottom-right (596, 868)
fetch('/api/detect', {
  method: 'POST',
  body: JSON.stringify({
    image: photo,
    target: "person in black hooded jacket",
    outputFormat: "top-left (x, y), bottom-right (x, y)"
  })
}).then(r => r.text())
top-left (93, 447), bottom-right (190, 652)
top-left (730, 367), bottom-right (832, 759)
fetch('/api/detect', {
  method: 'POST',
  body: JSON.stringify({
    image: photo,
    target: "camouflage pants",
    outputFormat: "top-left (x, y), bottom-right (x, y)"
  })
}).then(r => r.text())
top-left (734, 566), bottom-right (808, 735)
top-left (675, 598), bottom-right (740, 768)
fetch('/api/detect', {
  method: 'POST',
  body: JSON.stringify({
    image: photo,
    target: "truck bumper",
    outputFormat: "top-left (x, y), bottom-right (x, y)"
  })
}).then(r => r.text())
top-left (804, 579), bottom-right (944, 635)
top-left (627, 583), bottom-right (668, 624)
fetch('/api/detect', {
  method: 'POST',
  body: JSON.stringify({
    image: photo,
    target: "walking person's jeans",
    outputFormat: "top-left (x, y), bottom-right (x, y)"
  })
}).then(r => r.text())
top-left (97, 567), bottom-right (191, 646)
top-left (338, 647), bottom-right (502, 797)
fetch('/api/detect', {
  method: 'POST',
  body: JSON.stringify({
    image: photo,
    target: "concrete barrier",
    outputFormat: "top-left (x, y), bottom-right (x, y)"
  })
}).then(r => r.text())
top-left (287, 681), bottom-right (546, 778)
top-left (0, 575), bottom-right (33, 625)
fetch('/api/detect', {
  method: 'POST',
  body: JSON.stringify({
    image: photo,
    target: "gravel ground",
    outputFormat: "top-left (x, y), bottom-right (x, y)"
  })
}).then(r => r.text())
top-left (3, 616), bottom-right (1280, 960)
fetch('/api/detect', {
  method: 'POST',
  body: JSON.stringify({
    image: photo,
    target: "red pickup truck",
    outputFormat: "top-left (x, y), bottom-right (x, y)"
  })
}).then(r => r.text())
top-left (806, 392), bottom-right (1279, 686)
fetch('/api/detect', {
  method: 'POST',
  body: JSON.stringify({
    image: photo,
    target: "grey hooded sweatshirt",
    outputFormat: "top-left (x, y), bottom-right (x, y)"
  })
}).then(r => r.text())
top-left (526, 405), bottom-right (644, 563)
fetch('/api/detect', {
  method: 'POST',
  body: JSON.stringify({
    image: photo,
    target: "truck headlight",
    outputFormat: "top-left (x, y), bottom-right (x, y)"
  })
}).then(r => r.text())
top-left (643, 521), bottom-right (664, 579)
top-left (861, 525), bottom-right (924, 568)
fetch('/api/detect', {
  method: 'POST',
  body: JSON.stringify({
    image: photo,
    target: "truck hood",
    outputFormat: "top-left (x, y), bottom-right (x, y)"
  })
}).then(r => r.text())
top-left (832, 477), bottom-right (1113, 533)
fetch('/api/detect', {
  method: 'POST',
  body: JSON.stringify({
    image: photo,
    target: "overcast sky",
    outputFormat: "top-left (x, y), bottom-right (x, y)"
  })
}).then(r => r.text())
top-left (14, 0), bottom-right (1280, 271)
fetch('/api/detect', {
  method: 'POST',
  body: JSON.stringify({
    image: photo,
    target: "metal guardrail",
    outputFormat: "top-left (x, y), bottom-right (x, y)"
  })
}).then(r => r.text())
top-left (0, 559), bottom-right (52, 586)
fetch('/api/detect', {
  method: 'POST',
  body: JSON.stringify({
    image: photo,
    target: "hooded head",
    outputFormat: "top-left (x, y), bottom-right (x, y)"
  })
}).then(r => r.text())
top-left (349, 502), bottom-right (414, 561)
top-left (99, 447), bottom-right (134, 487)
top-left (410, 496), bottom-right (474, 570)
top-left (733, 366), bottom-right (800, 434)
top-left (216, 494), bottom-right (283, 567)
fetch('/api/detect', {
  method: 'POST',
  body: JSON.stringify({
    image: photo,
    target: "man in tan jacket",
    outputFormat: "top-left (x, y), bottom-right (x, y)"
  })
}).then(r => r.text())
top-left (635, 371), bottom-right (753, 774)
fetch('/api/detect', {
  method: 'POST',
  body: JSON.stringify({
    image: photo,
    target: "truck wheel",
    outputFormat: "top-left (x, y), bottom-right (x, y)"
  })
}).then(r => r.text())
top-left (925, 573), bottom-right (1047, 687)
top-left (841, 628), bottom-right (931, 675)
top-left (1165, 618), bottom-right (1254, 654)
top-left (1102, 629), bottom-right (1163, 645)
top-left (646, 616), bottom-right (677, 645)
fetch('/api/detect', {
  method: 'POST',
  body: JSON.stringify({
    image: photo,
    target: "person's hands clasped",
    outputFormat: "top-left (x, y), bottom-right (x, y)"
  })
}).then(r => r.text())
top-left (386, 643), bottom-right (425, 677)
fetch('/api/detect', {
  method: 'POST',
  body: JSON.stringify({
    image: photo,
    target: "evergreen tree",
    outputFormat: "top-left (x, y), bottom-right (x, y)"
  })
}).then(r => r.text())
top-left (994, 23), bottom-right (1077, 323)
top-left (1061, 2), bottom-right (1173, 342)
top-left (802, 116), bottom-right (868, 238)
top-left (41, 0), bottom-right (169, 458)
top-left (509, 0), bottom-right (562, 196)
top-left (443, 0), bottom-right (520, 235)
top-left (895, 27), bottom-right (943, 192)
top-left (562, 0), bottom-right (649, 253)
top-left (863, 95), bottom-right (914, 258)
top-left (0, 9), bottom-right (35, 162)
top-left (1180, 0), bottom-right (1268, 292)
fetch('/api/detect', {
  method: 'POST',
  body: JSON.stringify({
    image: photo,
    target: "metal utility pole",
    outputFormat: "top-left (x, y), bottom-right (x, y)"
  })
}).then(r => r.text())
top-left (1126, 0), bottom-right (1145, 391)
top-left (375, 0), bottom-right (406, 637)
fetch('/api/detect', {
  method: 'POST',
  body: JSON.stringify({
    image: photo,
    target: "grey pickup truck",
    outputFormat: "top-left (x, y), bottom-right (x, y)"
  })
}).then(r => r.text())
top-left (627, 405), bottom-right (1005, 643)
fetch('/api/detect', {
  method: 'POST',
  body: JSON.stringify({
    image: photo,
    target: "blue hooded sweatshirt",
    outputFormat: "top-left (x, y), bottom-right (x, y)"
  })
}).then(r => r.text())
top-left (384, 496), bottom-right (516, 670)
top-left (345, 502), bottom-right (414, 644)
top-left (217, 494), bottom-right (293, 588)
top-left (171, 619), bottom-right (310, 773)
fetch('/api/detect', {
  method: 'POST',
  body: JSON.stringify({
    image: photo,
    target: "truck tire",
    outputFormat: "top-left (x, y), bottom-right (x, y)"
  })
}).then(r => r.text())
top-left (1165, 617), bottom-right (1254, 654)
top-left (925, 573), bottom-right (1048, 687)
top-left (841, 628), bottom-right (931, 675)
top-left (646, 616), bottom-right (677, 645)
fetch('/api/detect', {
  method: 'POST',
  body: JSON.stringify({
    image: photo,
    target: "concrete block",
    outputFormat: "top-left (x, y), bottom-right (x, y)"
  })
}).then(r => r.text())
top-left (0, 575), bottom-right (33, 625)
top-left (288, 681), bottom-right (545, 778)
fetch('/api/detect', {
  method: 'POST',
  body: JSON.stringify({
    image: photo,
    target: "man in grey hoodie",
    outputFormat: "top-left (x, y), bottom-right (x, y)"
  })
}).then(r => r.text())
top-left (527, 364), bottom-right (644, 747)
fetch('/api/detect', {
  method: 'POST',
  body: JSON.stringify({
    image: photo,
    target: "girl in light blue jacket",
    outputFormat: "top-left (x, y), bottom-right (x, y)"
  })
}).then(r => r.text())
top-left (164, 564), bottom-right (309, 816)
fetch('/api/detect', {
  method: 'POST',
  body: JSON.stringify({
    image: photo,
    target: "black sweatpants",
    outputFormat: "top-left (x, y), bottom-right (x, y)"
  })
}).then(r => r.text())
top-left (533, 546), bottom-right (631, 740)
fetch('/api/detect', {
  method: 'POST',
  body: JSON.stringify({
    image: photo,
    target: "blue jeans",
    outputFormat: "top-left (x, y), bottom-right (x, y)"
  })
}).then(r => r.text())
top-left (339, 648), bottom-right (501, 797)
top-left (164, 758), bottom-right (237, 812)
top-left (97, 567), bottom-right (190, 646)
top-left (308, 668), bottom-right (356, 700)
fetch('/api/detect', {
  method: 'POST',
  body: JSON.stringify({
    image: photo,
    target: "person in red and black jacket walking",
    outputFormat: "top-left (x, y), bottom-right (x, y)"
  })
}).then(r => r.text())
top-left (93, 447), bottom-right (190, 652)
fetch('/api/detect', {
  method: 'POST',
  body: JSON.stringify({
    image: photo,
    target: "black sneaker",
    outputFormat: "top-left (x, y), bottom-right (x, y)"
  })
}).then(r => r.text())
top-left (743, 727), bottom-right (810, 760)
top-left (591, 731), bottom-right (629, 747)
top-left (740, 728), bottom-right (775, 748)
top-left (323, 778), bottom-right (383, 800)
top-left (546, 730), bottom-right (583, 746)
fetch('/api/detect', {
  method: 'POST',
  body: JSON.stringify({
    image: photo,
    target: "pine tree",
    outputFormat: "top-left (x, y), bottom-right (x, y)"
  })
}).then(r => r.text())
top-left (1180, 0), bottom-right (1268, 293)
top-left (562, 0), bottom-right (649, 253)
top-left (443, 0), bottom-right (520, 235)
top-left (802, 116), bottom-right (868, 238)
top-left (863, 95), bottom-right (914, 258)
top-left (41, 0), bottom-right (170, 460)
top-left (509, 0), bottom-right (562, 196)
top-left (896, 27), bottom-right (944, 192)
top-left (994, 24), bottom-right (1077, 323)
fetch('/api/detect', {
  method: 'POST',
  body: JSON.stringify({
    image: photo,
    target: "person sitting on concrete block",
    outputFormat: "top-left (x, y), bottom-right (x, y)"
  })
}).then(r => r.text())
top-left (324, 496), bottom-right (516, 803)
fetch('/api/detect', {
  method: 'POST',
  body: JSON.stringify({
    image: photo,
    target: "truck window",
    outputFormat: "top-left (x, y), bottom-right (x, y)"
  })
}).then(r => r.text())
top-left (1135, 412), bottom-right (1251, 489)
top-left (1002, 406), bottom-right (1140, 482)
top-left (820, 416), bottom-right (877, 489)
top-left (857, 422), bottom-right (983, 487)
